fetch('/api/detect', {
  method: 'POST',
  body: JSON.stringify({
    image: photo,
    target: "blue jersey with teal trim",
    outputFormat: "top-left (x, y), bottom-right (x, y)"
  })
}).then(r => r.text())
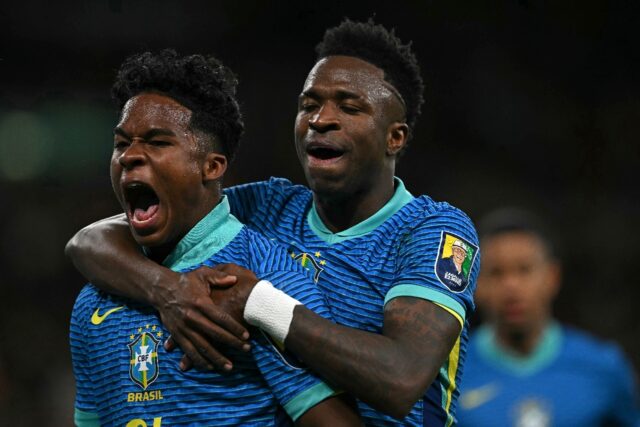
top-left (457, 324), bottom-right (640, 427)
top-left (225, 177), bottom-right (480, 426)
top-left (70, 198), bottom-right (336, 426)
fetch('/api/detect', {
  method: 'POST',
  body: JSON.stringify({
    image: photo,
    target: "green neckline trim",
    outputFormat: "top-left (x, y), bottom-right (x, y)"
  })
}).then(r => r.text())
top-left (477, 322), bottom-right (562, 376)
top-left (162, 196), bottom-right (244, 271)
top-left (307, 177), bottom-right (414, 244)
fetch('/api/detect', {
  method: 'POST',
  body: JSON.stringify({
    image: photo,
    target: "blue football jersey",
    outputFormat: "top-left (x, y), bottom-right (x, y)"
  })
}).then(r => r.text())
top-left (457, 324), bottom-right (640, 427)
top-left (70, 197), bottom-right (336, 426)
top-left (225, 177), bottom-right (480, 426)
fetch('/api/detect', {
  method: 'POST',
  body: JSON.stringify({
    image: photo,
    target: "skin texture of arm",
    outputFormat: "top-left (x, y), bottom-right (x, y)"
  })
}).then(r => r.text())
top-left (206, 264), bottom-right (461, 419)
top-left (288, 299), bottom-right (460, 419)
top-left (67, 219), bottom-right (459, 418)
top-left (65, 215), bottom-right (250, 371)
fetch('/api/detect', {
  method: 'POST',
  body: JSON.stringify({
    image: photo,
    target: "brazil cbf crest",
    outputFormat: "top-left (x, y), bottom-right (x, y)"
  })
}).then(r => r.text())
top-left (435, 232), bottom-right (478, 292)
top-left (128, 327), bottom-right (160, 390)
top-left (288, 244), bottom-right (326, 283)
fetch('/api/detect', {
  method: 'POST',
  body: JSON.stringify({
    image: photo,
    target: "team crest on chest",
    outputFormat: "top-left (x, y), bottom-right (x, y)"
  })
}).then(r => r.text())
top-left (435, 231), bottom-right (478, 292)
top-left (289, 246), bottom-right (326, 283)
top-left (128, 325), bottom-right (162, 390)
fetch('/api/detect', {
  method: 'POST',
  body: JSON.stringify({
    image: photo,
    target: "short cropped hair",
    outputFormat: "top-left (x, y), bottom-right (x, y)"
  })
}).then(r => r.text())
top-left (112, 49), bottom-right (244, 161)
top-left (478, 207), bottom-right (556, 259)
top-left (316, 19), bottom-right (425, 141)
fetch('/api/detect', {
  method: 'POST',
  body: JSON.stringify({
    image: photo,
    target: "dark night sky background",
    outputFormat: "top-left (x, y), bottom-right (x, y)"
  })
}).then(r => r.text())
top-left (1, 1), bottom-right (639, 424)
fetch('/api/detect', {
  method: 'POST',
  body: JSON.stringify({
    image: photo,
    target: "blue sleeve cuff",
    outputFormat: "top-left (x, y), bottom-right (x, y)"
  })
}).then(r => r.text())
top-left (384, 284), bottom-right (467, 325)
top-left (283, 381), bottom-right (338, 421)
top-left (75, 408), bottom-right (100, 427)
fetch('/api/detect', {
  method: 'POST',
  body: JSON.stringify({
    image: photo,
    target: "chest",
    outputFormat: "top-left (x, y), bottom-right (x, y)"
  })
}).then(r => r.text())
top-left (459, 361), bottom-right (614, 427)
top-left (285, 233), bottom-right (400, 332)
top-left (84, 303), bottom-right (272, 425)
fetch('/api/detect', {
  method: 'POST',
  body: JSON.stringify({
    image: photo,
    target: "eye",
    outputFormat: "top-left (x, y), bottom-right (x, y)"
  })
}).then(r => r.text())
top-left (148, 139), bottom-right (171, 147)
top-left (340, 104), bottom-right (361, 114)
top-left (299, 102), bottom-right (318, 113)
top-left (114, 139), bottom-right (129, 150)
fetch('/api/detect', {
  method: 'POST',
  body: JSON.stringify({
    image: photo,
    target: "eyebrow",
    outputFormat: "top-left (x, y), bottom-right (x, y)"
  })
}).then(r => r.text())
top-left (300, 88), bottom-right (363, 102)
top-left (113, 127), bottom-right (177, 139)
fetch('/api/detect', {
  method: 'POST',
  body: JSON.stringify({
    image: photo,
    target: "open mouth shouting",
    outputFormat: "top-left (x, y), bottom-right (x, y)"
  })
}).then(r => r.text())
top-left (305, 141), bottom-right (346, 167)
top-left (123, 181), bottom-right (161, 235)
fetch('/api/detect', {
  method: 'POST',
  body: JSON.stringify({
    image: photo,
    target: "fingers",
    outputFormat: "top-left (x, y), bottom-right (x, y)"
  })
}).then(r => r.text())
top-left (167, 327), bottom-right (234, 371)
top-left (192, 307), bottom-right (251, 351)
top-left (194, 265), bottom-right (237, 288)
top-left (164, 336), bottom-right (177, 352)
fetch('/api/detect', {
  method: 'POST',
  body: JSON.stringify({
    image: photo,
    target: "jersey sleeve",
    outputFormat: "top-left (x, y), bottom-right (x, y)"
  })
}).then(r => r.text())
top-left (224, 180), bottom-right (274, 225)
top-left (249, 243), bottom-right (338, 422)
top-left (385, 206), bottom-right (479, 327)
top-left (603, 344), bottom-right (640, 426)
top-left (70, 286), bottom-right (101, 427)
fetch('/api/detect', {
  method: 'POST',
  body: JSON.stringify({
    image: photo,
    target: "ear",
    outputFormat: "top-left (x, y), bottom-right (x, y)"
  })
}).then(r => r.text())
top-left (545, 260), bottom-right (562, 299)
top-left (386, 122), bottom-right (409, 156)
top-left (202, 152), bottom-right (227, 183)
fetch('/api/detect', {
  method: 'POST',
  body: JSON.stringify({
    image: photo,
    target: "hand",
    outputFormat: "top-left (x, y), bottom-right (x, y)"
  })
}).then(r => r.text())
top-left (154, 266), bottom-right (251, 372)
top-left (208, 263), bottom-right (261, 327)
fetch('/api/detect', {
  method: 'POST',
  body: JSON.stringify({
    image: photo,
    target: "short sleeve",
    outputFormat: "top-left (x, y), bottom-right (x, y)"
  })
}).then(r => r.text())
top-left (224, 180), bottom-right (273, 225)
top-left (604, 344), bottom-right (640, 426)
top-left (385, 207), bottom-right (479, 327)
top-left (70, 286), bottom-right (101, 426)
top-left (250, 266), bottom-right (338, 422)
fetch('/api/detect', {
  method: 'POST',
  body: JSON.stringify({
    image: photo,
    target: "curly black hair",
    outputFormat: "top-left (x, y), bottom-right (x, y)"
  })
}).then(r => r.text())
top-left (478, 207), bottom-right (556, 259)
top-left (112, 49), bottom-right (244, 161)
top-left (316, 19), bottom-right (425, 142)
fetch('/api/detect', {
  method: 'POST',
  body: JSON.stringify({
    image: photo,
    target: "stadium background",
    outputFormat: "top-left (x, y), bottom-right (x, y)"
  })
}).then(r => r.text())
top-left (1, 1), bottom-right (638, 424)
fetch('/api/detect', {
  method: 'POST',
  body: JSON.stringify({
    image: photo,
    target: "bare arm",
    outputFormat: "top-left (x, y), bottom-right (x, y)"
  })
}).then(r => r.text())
top-left (287, 298), bottom-right (460, 419)
top-left (65, 215), bottom-right (250, 370)
top-left (206, 264), bottom-right (461, 419)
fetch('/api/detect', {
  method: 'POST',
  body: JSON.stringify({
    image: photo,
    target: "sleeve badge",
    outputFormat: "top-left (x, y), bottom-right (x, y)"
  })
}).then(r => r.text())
top-left (434, 231), bottom-right (478, 292)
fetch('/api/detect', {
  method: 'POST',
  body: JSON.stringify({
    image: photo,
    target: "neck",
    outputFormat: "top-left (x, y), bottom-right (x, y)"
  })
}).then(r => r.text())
top-left (145, 192), bottom-right (221, 264)
top-left (494, 318), bottom-right (550, 356)
top-left (313, 175), bottom-right (396, 233)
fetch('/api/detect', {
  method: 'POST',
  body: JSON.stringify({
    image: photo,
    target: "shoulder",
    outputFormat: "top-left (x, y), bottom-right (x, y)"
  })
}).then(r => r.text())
top-left (395, 196), bottom-right (479, 251)
top-left (241, 227), bottom-right (305, 273)
top-left (561, 326), bottom-right (631, 369)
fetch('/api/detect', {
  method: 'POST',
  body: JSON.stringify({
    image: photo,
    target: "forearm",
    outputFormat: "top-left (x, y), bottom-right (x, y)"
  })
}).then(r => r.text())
top-left (65, 214), bottom-right (174, 305)
top-left (285, 306), bottom-right (430, 417)
top-left (286, 299), bottom-right (458, 418)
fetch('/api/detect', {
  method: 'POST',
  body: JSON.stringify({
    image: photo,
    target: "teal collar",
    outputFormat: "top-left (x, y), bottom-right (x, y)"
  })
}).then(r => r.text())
top-left (161, 196), bottom-right (244, 271)
top-left (477, 322), bottom-right (562, 376)
top-left (307, 177), bottom-right (414, 244)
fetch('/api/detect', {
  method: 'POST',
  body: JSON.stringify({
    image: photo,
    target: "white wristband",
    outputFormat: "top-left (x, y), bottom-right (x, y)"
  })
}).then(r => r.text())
top-left (243, 280), bottom-right (301, 344)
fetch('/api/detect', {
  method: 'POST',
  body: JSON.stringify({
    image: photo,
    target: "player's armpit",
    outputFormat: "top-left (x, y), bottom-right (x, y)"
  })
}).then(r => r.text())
top-left (295, 394), bottom-right (363, 427)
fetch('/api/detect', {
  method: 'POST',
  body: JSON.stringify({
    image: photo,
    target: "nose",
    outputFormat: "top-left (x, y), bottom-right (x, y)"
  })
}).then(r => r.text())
top-left (308, 104), bottom-right (339, 133)
top-left (118, 140), bottom-right (146, 170)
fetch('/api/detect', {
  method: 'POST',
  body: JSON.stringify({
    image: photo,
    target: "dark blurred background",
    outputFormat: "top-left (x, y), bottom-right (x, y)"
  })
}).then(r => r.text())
top-left (1, 1), bottom-right (639, 424)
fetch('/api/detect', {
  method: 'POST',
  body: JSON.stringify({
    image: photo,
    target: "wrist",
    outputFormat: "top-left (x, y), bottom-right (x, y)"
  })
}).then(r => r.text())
top-left (243, 280), bottom-right (301, 343)
top-left (147, 268), bottom-right (180, 308)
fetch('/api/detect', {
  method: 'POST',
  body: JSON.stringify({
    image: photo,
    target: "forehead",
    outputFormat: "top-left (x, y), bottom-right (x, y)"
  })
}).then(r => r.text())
top-left (482, 232), bottom-right (547, 263)
top-left (303, 56), bottom-right (393, 101)
top-left (118, 93), bottom-right (192, 131)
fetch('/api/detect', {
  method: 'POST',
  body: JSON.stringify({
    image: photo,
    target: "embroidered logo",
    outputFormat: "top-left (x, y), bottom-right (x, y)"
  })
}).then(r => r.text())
top-left (289, 248), bottom-right (326, 283)
top-left (128, 325), bottom-right (162, 390)
top-left (91, 306), bottom-right (124, 325)
top-left (435, 232), bottom-right (478, 292)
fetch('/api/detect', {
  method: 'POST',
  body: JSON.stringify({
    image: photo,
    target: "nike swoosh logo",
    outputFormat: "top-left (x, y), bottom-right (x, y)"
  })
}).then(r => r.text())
top-left (91, 306), bottom-right (124, 325)
top-left (460, 383), bottom-right (500, 410)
